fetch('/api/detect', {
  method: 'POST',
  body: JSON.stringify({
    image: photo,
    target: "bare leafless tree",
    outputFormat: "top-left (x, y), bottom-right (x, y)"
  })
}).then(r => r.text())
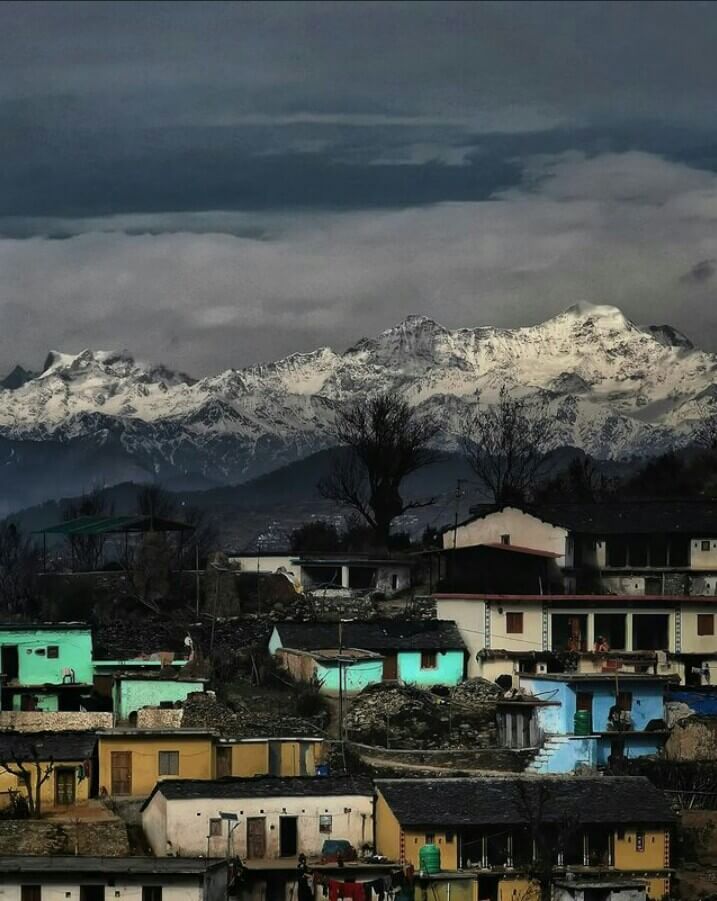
top-left (63, 488), bottom-right (113, 571)
top-left (0, 522), bottom-right (38, 615)
top-left (318, 392), bottom-right (441, 548)
top-left (0, 745), bottom-right (55, 818)
top-left (514, 780), bottom-right (582, 901)
top-left (461, 386), bottom-right (558, 505)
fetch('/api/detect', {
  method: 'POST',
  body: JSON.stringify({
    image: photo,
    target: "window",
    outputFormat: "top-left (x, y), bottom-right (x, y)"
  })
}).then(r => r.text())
top-left (635, 831), bottom-right (645, 853)
top-left (47, 646), bottom-right (59, 659)
top-left (425, 833), bottom-right (435, 844)
top-left (501, 534), bottom-right (511, 545)
top-left (698, 614), bottom-right (715, 636)
top-left (158, 751), bottom-right (179, 776)
top-left (209, 818), bottom-right (222, 837)
top-left (701, 540), bottom-right (712, 552)
top-left (420, 651), bottom-right (437, 669)
top-left (617, 691), bottom-right (633, 711)
top-left (506, 612), bottom-right (524, 634)
top-left (142, 889), bottom-right (162, 901)
top-left (445, 832), bottom-right (454, 844)
top-left (319, 815), bottom-right (332, 834)
top-left (391, 575), bottom-right (398, 591)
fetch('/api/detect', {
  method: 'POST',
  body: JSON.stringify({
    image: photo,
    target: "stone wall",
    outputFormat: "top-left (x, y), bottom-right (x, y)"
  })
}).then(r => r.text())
top-left (135, 707), bottom-right (183, 729)
top-left (0, 820), bottom-right (130, 855)
top-left (0, 711), bottom-right (113, 732)
top-left (665, 716), bottom-right (717, 761)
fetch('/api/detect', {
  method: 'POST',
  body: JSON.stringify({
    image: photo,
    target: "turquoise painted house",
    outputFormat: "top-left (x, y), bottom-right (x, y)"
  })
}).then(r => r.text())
top-left (269, 620), bottom-right (466, 693)
top-left (113, 674), bottom-right (208, 723)
top-left (0, 623), bottom-right (94, 711)
top-left (519, 673), bottom-right (670, 774)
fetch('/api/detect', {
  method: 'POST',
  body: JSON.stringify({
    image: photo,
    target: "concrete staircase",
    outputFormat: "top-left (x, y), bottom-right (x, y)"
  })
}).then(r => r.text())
top-left (525, 735), bottom-right (574, 774)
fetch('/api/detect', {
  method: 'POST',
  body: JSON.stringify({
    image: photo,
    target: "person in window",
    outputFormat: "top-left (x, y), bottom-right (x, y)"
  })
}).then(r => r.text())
top-left (594, 635), bottom-right (610, 653)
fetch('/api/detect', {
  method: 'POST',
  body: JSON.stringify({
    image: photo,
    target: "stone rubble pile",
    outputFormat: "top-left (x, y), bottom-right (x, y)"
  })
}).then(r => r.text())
top-left (344, 680), bottom-right (499, 750)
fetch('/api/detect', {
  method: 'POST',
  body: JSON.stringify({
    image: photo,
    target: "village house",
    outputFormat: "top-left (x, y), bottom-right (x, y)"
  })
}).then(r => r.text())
top-left (269, 620), bottom-right (467, 690)
top-left (214, 737), bottom-right (326, 778)
top-left (434, 592), bottom-right (717, 684)
top-left (0, 623), bottom-right (94, 712)
top-left (375, 776), bottom-right (674, 901)
top-left (141, 775), bottom-right (374, 860)
top-left (515, 673), bottom-right (669, 772)
top-left (0, 731), bottom-right (97, 810)
top-left (229, 552), bottom-right (413, 596)
top-left (97, 729), bottom-right (216, 798)
top-left (112, 674), bottom-right (208, 724)
top-left (0, 856), bottom-right (228, 901)
top-left (444, 500), bottom-right (717, 597)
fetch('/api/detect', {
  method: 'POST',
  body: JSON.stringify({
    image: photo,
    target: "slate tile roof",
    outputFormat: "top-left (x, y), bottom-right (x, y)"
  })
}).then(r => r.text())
top-left (376, 776), bottom-right (675, 826)
top-left (463, 500), bottom-right (717, 535)
top-left (273, 620), bottom-right (466, 652)
top-left (0, 731), bottom-right (97, 762)
top-left (146, 775), bottom-right (373, 805)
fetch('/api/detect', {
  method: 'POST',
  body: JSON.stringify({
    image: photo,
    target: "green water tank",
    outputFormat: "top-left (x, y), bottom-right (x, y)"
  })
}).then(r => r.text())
top-left (574, 710), bottom-right (592, 735)
top-left (419, 843), bottom-right (441, 874)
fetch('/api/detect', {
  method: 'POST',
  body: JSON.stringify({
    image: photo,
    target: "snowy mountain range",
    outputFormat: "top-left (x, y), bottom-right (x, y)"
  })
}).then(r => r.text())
top-left (0, 302), bottom-right (713, 512)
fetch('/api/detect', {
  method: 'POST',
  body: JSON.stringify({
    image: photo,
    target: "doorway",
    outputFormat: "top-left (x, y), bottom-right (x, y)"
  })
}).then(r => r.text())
top-left (280, 816), bottom-right (298, 857)
top-left (247, 817), bottom-right (266, 859)
top-left (382, 654), bottom-right (397, 681)
top-left (80, 887), bottom-right (104, 901)
top-left (216, 746), bottom-right (232, 778)
top-left (3, 645), bottom-right (19, 681)
top-left (55, 768), bottom-right (76, 806)
top-left (111, 751), bottom-right (132, 795)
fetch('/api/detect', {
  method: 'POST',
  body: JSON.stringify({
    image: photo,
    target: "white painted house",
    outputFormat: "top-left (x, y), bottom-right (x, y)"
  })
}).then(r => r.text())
top-left (142, 776), bottom-right (375, 859)
top-left (0, 857), bottom-right (227, 901)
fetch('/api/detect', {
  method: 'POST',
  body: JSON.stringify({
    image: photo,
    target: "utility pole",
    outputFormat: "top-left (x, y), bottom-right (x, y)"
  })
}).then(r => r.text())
top-left (338, 618), bottom-right (353, 771)
top-left (452, 479), bottom-right (466, 590)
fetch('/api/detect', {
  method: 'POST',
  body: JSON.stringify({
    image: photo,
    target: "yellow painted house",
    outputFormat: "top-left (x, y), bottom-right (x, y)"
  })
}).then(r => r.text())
top-left (0, 731), bottom-right (96, 811)
top-left (375, 777), bottom-right (674, 901)
top-left (98, 729), bottom-right (216, 798)
top-left (215, 737), bottom-right (325, 778)
top-left (98, 730), bottom-right (327, 798)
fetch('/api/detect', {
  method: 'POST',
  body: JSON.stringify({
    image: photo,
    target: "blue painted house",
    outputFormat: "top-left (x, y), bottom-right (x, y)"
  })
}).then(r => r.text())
top-left (269, 620), bottom-right (466, 692)
top-left (519, 673), bottom-right (670, 773)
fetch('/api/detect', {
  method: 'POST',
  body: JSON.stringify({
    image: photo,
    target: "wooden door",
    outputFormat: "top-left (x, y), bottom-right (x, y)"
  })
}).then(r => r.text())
top-left (55, 767), bottom-right (76, 806)
top-left (21, 887), bottom-right (41, 901)
top-left (216, 746), bottom-right (232, 778)
top-left (111, 751), bottom-right (132, 795)
top-left (382, 654), bottom-right (397, 681)
top-left (247, 817), bottom-right (266, 859)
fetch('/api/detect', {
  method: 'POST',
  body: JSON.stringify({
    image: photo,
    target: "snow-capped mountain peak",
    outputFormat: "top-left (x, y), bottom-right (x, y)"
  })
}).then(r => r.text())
top-left (0, 303), bottom-right (712, 500)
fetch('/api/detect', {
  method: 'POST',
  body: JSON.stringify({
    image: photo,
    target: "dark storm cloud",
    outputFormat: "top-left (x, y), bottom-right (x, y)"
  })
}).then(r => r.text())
top-left (0, 1), bottom-right (716, 373)
top-left (1, 1), bottom-right (717, 217)
top-left (680, 259), bottom-right (717, 284)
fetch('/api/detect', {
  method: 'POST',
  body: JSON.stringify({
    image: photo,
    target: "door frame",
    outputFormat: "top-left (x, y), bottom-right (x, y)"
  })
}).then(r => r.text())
top-left (55, 766), bottom-right (77, 806)
top-left (246, 816), bottom-right (267, 859)
top-left (110, 750), bottom-right (132, 796)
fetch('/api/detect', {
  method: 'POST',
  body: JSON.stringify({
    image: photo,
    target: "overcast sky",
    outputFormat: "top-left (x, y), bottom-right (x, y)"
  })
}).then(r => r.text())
top-left (1, 0), bottom-right (716, 374)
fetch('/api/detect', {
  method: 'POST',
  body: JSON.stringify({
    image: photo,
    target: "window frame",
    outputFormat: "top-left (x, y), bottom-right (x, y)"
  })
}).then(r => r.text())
top-left (319, 815), bottom-right (332, 834)
top-left (158, 750), bottom-right (179, 776)
top-left (506, 612), bottom-right (524, 634)
top-left (47, 646), bottom-right (59, 659)
top-left (698, 613), bottom-right (715, 636)
top-left (702, 540), bottom-right (711, 552)
top-left (209, 818), bottom-right (222, 837)
top-left (420, 650), bottom-right (438, 670)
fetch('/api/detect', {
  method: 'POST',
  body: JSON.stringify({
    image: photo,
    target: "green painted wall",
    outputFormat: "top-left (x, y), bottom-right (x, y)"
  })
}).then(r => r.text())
top-left (0, 628), bottom-right (93, 686)
top-left (315, 659), bottom-right (384, 693)
top-left (113, 678), bottom-right (205, 721)
top-left (397, 650), bottom-right (465, 686)
top-left (11, 693), bottom-right (58, 711)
